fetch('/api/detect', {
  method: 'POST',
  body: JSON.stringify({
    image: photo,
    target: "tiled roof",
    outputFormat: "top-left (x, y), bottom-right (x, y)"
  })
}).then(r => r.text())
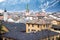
top-left (3, 29), bottom-right (60, 40)
top-left (26, 19), bottom-right (51, 24)
top-left (53, 13), bottom-right (60, 18)
top-left (3, 31), bottom-right (37, 40)
top-left (0, 16), bottom-right (3, 20)
top-left (35, 29), bottom-right (60, 39)
top-left (3, 22), bottom-right (26, 32)
top-left (2, 21), bottom-right (60, 40)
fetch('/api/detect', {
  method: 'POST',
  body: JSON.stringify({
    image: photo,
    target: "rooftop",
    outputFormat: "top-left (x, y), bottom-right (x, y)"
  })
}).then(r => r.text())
top-left (35, 29), bottom-right (60, 39)
top-left (52, 25), bottom-right (60, 30)
top-left (26, 19), bottom-right (51, 25)
top-left (3, 29), bottom-right (60, 40)
top-left (3, 22), bottom-right (26, 32)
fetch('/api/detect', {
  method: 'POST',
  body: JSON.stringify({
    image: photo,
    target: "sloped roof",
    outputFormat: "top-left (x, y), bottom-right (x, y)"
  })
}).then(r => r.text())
top-left (3, 31), bottom-right (37, 40)
top-left (3, 29), bottom-right (60, 40)
top-left (35, 29), bottom-right (60, 39)
top-left (3, 22), bottom-right (26, 32)
top-left (26, 18), bottom-right (51, 25)
top-left (7, 18), bottom-right (14, 22)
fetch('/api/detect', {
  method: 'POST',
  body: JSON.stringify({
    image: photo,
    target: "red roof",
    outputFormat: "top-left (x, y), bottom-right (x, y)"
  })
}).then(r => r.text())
top-left (0, 16), bottom-right (4, 20)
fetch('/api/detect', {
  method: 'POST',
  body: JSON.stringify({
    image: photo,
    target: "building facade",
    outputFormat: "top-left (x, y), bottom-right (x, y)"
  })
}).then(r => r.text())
top-left (51, 19), bottom-right (60, 25)
top-left (26, 21), bottom-right (52, 33)
top-left (40, 34), bottom-right (60, 40)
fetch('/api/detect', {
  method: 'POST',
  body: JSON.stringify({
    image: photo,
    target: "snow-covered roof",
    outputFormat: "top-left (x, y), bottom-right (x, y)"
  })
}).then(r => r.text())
top-left (7, 18), bottom-right (14, 22)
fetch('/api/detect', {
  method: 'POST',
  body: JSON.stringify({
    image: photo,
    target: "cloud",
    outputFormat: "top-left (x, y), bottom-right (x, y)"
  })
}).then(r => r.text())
top-left (0, 0), bottom-right (59, 12)
top-left (45, 0), bottom-right (59, 9)
top-left (1, 0), bottom-right (31, 5)
top-left (39, 0), bottom-right (60, 11)
top-left (0, 0), bottom-right (6, 2)
top-left (0, 9), bottom-right (4, 13)
top-left (39, 1), bottom-right (49, 10)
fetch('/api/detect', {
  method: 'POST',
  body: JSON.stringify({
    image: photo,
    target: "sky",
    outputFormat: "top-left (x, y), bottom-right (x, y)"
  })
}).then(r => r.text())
top-left (0, 0), bottom-right (60, 12)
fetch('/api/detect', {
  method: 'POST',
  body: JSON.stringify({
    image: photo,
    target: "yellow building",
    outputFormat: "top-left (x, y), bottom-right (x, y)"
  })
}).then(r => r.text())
top-left (41, 35), bottom-right (60, 40)
top-left (0, 20), bottom-right (9, 33)
top-left (1, 25), bottom-right (9, 33)
top-left (26, 19), bottom-right (52, 33)
top-left (2, 30), bottom-right (60, 40)
top-left (36, 29), bottom-right (60, 40)
top-left (51, 19), bottom-right (60, 25)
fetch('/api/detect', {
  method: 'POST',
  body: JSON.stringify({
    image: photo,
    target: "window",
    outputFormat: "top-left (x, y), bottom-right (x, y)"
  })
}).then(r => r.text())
top-left (48, 38), bottom-right (50, 40)
top-left (32, 24), bottom-right (34, 27)
top-left (28, 29), bottom-right (30, 31)
top-left (52, 38), bottom-right (54, 40)
top-left (46, 24), bottom-right (49, 27)
top-left (38, 30), bottom-right (40, 32)
top-left (32, 29), bottom-right (36, 31)
top-left (43, 25), bottom-right (45, 27)
top-left (5, 39), bottom-right (7, 40)
top-left (28, 24), bottom-right (30, 26)
top-left (37, 25), bottom-right (39, 28)
top-left (43, 25), bottom-right (45, 28)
